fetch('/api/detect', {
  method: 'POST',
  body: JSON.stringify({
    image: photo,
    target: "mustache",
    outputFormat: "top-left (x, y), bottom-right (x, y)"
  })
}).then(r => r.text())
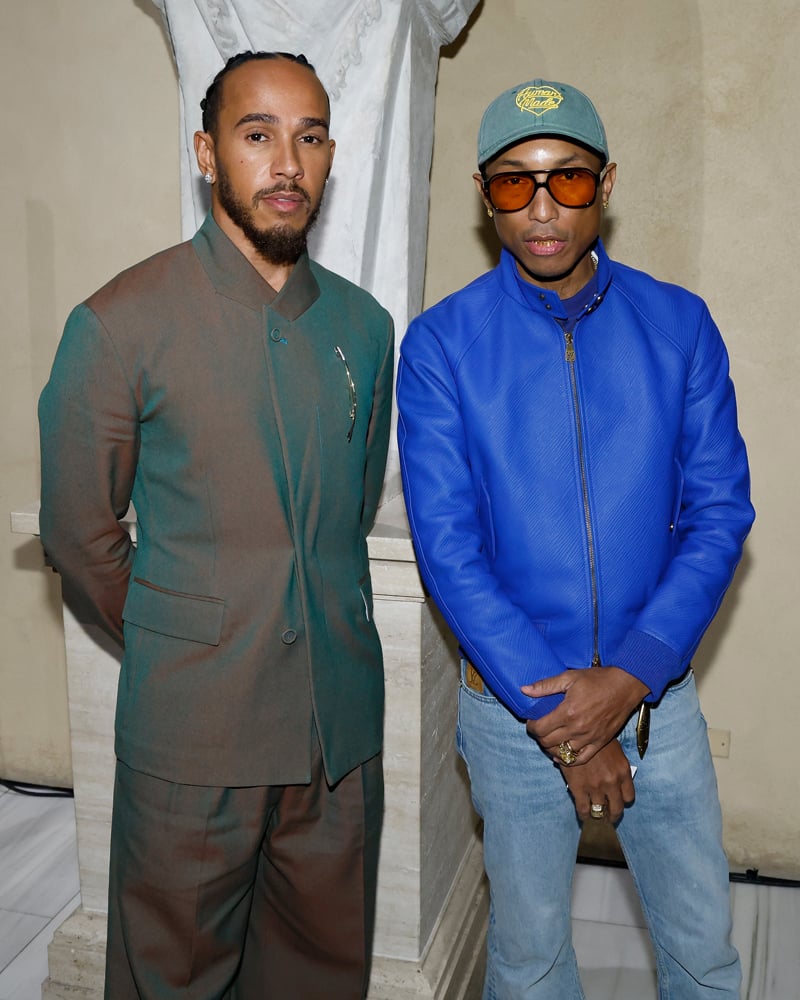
top-left (252, 182), bottom-right (312, 206)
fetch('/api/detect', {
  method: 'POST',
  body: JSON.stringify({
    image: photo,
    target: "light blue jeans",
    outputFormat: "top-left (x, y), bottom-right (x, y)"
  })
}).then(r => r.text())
top-left (456, 664), bottom-right (741, 999)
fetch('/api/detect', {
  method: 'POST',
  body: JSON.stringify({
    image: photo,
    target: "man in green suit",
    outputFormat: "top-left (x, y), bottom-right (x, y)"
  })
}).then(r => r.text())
top-left (38, 51), bottom-right (394, 1000)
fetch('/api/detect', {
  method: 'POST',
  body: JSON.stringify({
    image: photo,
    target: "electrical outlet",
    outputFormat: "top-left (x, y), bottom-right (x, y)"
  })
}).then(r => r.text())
top-left (708, 728), bottom-right (731, 758)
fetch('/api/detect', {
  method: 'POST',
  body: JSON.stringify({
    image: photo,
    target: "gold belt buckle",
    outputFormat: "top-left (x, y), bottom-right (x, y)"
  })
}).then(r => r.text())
top-left (465, 661), bottom-right (484, 694)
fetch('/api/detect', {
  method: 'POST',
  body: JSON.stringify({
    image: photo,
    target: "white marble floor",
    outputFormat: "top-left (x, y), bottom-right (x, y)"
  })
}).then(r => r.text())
top-left (0, 784), bottom-right (80, 1000)
top-left (1, 782), bottom-right (798, 1000)
top-left (570, 858), bottom-right (800, 999)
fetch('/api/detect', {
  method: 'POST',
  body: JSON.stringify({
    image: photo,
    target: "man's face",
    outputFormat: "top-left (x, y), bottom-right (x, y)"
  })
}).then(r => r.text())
top-left (196, 59), bottom-right (335, 267)
top-left (474, 137), bottom-right (615, 299)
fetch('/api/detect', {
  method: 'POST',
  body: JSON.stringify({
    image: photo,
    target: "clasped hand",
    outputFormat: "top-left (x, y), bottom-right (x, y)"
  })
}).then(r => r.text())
top-left (522, 666), bottom-right (648, 822)
top-left (522, 665), bottom-right (649, 765)
top-left (559, 738), bottom-right (635, 822)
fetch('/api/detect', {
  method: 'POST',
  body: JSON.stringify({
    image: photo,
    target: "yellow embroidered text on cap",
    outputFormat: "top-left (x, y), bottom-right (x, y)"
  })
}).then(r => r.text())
top-left (516, 85), bottom-right (563, 117)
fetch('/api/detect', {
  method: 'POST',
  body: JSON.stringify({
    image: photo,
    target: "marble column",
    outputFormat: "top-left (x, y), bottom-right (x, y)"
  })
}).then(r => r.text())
top-left (12, 497), bottom-right (487, 1000)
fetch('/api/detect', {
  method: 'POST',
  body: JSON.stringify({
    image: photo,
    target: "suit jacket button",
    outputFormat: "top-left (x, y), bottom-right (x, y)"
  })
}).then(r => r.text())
top-left (281, 628), bottom-right (297, 644)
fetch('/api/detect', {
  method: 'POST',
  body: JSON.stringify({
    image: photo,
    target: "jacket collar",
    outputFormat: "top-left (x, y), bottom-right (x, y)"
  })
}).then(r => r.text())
top-left (191, 212), bottom-right (320, 321)
top-left (498, 238), bottom-right (613, 319)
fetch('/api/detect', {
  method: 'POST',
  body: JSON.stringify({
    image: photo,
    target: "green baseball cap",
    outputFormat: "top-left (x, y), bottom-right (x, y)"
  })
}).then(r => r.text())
top-left (478, 79), bottom-right (608, 168)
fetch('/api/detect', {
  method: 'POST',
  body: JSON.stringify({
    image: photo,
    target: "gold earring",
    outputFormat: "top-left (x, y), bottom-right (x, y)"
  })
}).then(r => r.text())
top-left (487, 207), bottom-right (494, 219)
top-left (603, 200), bottom-right (609, 209)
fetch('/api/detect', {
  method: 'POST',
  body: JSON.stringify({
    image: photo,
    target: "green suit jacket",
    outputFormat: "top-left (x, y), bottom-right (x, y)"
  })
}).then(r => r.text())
top-left (39, 214), bottom-right (394, 787)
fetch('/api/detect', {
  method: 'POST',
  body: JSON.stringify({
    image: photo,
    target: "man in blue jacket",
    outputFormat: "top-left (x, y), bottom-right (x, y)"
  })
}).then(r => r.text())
top-left (397, 79), bottom-right (753, 998)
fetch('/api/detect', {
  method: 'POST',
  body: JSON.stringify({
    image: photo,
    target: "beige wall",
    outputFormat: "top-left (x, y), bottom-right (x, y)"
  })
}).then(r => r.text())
top-left (2, 0), bottom-right (797, 874)
top-left (1, 1), bottom-right (179, 785)
top-left (428, 0), bottom-right (799, 875)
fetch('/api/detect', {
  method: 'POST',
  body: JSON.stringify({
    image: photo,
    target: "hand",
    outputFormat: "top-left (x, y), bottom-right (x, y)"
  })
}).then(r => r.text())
top-left (523, 666), bottom-right (649, 765)
top-left (559, 739), bottom-right (635, 823)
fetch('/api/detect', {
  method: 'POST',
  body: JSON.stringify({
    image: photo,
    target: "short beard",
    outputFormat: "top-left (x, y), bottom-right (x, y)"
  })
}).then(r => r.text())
top-left (216, 168), bottom-right (322, 266)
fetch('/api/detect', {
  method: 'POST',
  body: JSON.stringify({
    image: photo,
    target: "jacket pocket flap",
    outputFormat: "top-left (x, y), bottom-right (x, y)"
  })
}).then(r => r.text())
top-left (123, 578), bottom-right (224, 646)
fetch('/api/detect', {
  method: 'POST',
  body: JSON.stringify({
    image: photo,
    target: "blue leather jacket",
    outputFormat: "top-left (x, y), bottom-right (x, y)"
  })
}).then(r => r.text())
top-left (397, 241), bottom-right (754, 720)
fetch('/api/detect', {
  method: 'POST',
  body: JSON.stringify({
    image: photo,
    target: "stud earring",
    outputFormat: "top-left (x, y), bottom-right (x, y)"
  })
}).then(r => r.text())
top-left (487, 207), bottom-right (494, 219)
top-left (204, 172), bottom-right (213, 185)
top-left (602, 200), bottom-right (609, 209)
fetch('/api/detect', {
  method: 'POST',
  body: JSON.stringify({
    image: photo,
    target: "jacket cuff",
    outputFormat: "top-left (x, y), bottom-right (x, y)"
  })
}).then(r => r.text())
top-left (611, 630), bottom-right (683, 702)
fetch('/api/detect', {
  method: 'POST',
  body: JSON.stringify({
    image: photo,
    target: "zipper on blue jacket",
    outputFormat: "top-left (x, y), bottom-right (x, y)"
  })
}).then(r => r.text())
top-left (563, 328), bottom-right (601, 668)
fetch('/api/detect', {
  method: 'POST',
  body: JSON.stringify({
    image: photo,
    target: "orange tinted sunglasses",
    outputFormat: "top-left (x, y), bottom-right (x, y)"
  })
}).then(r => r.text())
top-left (484, 167), bottom-right (604, 212)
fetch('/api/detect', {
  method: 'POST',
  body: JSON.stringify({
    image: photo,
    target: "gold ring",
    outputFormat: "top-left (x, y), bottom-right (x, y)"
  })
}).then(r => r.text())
top-left (557, 741), bottom-right (579, 765)
top-left (590, 802), bottom-right (606, 819)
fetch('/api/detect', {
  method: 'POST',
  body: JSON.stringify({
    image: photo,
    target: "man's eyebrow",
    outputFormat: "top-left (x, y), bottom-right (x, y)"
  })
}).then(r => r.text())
top-left (235, 113), bottom-right (279, 128)
top-left (234, 112), bottom-right (329, 131)
top-left (496, 153), bottom-right (588, 170)
top-left (298, 116), bottom-right (329, 130)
